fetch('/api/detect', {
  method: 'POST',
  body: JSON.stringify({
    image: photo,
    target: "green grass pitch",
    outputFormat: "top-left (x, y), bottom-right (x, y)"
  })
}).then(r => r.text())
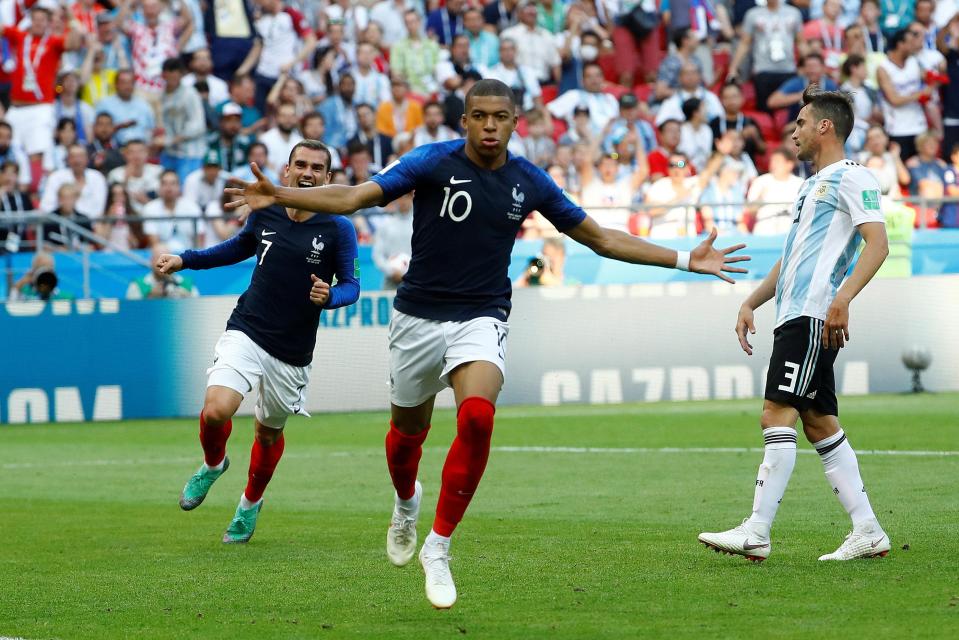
top-left (1, 394), bottom-right (957, 639)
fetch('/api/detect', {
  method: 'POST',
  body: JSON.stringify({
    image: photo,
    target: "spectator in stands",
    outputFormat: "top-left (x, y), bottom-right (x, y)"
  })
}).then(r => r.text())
top-left (567, 140), bottom-right (595, 198)
top-left (880, 0), bottom-right (915, 38)
top-left (708, 82), bottom-right (766, 159)
top-left (581, 151), bottom-right (643, 233)
top-left (43, 182), bottom-right (93, 250)
top-left (317, 20), bottom-right (358, 89)
top-left (547, 61), bottom-right (618, 133)
top-left (202, 0), bottom-right (256, 79)
top-left (0, 122), bottom-right (31, 192)
top-left (100, 181), bottom-right (143, 250)
top-left (501, 1), bottom-right (561, 85)
top-left (318, 74), bottom-right (358, 151)
top-left (241, 0), bottom-right (316, 114)
top-left (857, 0), bottom-right (886, 55)
top-left (91, 12), bottom-right (130, 75)
top-left (206, 102), bottom-right (251, 174)
top-left (41, 143), bottom-right (108, 221)
top-left (604, 93), bottom-right (656, 157)
top-left (841, 54), bottom-right (883, 154)
top-left (127, 243), bottom-right (199, 299)
top-left (116, 0), bottom-right (184, 118)
top-left (655, 61), bottom-right (724, 126)
top-left (372, 191), bottom-right (414, 290)
top-left (481, 38), bottom-right (543, 113)
top-left (370, 0), bottom-right (420, 48)
top-left (746, 147), bottom-right (804, 235)
top-left (3, 3), bottom-right (83, 174)
top-left (840, 22), bottom-right (884, 90)
top-left (556, 25), bottom-right (605, 93)
top-left (260, 102), bottom-right (303, 174)
top-left (46, 118), bottom-right (78, 173)
top-left (938, 12), bottom-right (959, 167)
top-left (464, 7), bottom-right (499, 68)
top-left (700, 158), bottom-right (748, 234)
top-left (183, 48), bottom-right (229, 108)
top-left (375, 76), bottom-right (423, 137)
top-left (678, 97), bottom-right (714, 172)
top-left (9, 252), bottom-right (73, 301)
top-left (86, 112), bottom-right (124, 176)
top-left (300, 112), bottom-right (343, 170)
top-left (857, 125), bottom-right (911, 195)
top-left (436, 34), bottom-right (480, 98)
top-left (768, 53), bottom-right (840, 121)
top-left (323, 0), bottom-right (371, 42)
top-left (558, 105), bottom-right (599, 148)
top-left (514, 236), bottom-right (567, 287)
top-left (390, 9), bottom-right (441, 95)
top-left (0, 161), bottom-right (31, 231)
top-left (358, 21), bottom-right (391, 73)
top-left (728, 0), bottom-right (804, 112)
top-left (941, 143), bottom-right (959, 228)
top-left (648, 119), bottom-right (683, 182)
top-left (644, 146), bottom-right (726, 238)
top-left (411, 101), bottom-right (458, 147)
top-left (184, 148), bottom-right (231, 216)
top-left (157, 58), bottom-right (207, 183)
top-left (801, 0), bottom-right (845, 73)
top-left (878, 27), bottom-right (933, 162)
top-left (654, 28), bottom-right (705, 106)
top-left (426, 0), bottom-right (465, 46)
top-left (95, 69), bottom-right (156, 146)
top-left (484, 0), bottom-right (520, 33)
top-left (523, 109), bottom-right (556, 168)
top-left (352, 42), bottom-right (391, 108)
top-left (55, 71), bottom-right (95, 143)
top-left (108, 139), bottom-right (163, 217)
top-left (906, 132), bottom-right (948, 200)
top-left (349, 103), bottom-right (393, 173)
top-left (231, 142), bottom-right (279, 184)
top-left (142, 169), bottom-right (201, 253)
top-left (216, 74), bottom-right (264, 135)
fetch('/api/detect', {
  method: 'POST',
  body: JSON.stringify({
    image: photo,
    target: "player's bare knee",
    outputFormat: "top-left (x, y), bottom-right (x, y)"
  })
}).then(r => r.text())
top-left (202, 400), bottom-right (234, 426)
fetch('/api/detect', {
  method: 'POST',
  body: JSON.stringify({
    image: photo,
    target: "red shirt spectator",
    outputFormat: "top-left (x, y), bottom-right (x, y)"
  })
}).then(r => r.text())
top-left (3, 19), bottom-right (66, 104)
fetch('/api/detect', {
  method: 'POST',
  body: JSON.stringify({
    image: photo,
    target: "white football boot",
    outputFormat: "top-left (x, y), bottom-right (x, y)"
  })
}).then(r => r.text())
top-left (419, 537), bottom-right (457, 609)
top-left (819, 521), bottom-right (891, 561)
top-left (698, 519), bottom-right (771, 562)
top-left (386, 480), bottom-right (422, 567)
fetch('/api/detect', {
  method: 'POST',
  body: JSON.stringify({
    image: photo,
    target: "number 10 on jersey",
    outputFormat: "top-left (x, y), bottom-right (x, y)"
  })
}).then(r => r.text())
top-left (439, 187), bottom-right (473, 222)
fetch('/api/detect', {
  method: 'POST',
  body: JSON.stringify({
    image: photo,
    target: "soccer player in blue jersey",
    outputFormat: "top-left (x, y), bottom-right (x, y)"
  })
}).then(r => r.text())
top-left (227, 79), bottom-right (749, 608)
top-left (155, 140), bottom-right (360, 544)
top-left (699, 87), bottom-right (891, 562)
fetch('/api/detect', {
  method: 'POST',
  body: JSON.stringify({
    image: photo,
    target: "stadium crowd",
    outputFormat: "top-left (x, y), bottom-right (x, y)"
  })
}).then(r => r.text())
top-left (1, 0), bottom-right (958, 299)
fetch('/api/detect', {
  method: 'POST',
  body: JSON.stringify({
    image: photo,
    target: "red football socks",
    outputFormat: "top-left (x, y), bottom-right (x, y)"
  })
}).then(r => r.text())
top-left (434, 396), bottom-right (496, 537)
top-left (244, 434), bottom-right (285, 503)
top-left (385, 421), bottom-right (430, 500)
top-left (199, 411), bottom-right (232, 467)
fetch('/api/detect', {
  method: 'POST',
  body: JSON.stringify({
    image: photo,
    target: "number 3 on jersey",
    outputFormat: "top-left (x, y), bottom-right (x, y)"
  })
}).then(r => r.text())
top-left (439, 186), bottom-right (473, 222)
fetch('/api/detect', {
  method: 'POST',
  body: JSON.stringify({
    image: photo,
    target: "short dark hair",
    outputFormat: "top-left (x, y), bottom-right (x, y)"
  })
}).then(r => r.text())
top-left (720, 81), bottom-right (742, 97)
top-left (841, 53), bottom-right (865, 78)
top-left (465, 78), bottom-right (516, 112)
top-left (160, 169), bottom-right (179, 182)
top-left (672, 27), bottom-right (690, 50)
top-left (288, 139), bottom-right (332, 171)
top-left (248, 141), bottom-right (268, 155)
top-left (582, 61), bottom-right (604, 77)
top-left (94, 111), bottom-right (114, 122)
top-left (423, 100), bottom-right (444, 115)
top-left (658, 118), bottom-right (682, 133)
top-left (888, 27), bottom-right (911, 52)
top-left (771, 147), bottom-right (797, 163)
top-left (301, 112), bottom-right (324, 128)
top-left (346, 140), bottom-right (369, 157)
top-left (161, 57), bottom-right (184, 73)
top-left (681, 97), bottom-right (702, 121)
top-left (801, 52), bottom-right (825, 67)
top-left (230, 73), bottom-right (252, 87)
top-left (801, 84), bottom-right (855, 142)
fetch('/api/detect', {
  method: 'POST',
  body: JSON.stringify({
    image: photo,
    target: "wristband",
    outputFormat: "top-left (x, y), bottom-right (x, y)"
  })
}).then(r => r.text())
top-left (675, 250), bottom-right (690, 271)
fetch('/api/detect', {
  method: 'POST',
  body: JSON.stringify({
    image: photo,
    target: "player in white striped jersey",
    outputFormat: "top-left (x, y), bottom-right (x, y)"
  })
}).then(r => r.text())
top-left (699, 86), bottom-right (892, 562)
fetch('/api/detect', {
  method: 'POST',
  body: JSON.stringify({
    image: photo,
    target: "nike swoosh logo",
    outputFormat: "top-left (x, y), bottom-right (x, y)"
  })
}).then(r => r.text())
top-left (743, 540), bottom-right (770, 550)
top-left (449, 177), bottom-right (472, 184)
top-left (870, 539), bottom-right (883, 549)
top-left (262, 230), bottom-right (276, 236)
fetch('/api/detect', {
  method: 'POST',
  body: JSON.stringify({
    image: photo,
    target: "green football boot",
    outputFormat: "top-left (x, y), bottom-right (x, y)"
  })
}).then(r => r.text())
top-left (178, 457), bottom-right (230, 511)
top-left (222, 500), bottom-right (263, 544)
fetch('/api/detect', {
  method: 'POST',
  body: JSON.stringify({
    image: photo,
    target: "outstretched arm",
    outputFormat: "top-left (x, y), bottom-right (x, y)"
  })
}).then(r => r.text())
top-left (565, 216), bottom-right (750, 283)
top-left (225, 163), bottom-right (386, 214)
top-left (156, 230), bottom-right (257, 273)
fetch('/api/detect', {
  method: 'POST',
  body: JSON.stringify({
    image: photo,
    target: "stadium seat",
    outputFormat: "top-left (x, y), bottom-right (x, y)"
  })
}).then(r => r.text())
top-left (633, 83), bottom-right (654, 105)
top-left (515, 116), bottom-right (529, 138)
top-left (773, 109), bottom-right (792, 134)
top-left (712, 49), bottom-right (731, 85)
top-left (541, 84), bottom-right (559, 105)
top-left (741, 81), bottom-right (756, 111)
top-left (551, 117), bottom-right (568, 142)
top-left (743, 110), bottom-right (777, 142)
top-left (603, 82), bottom-right (629, 99)
top-left (598, 53), bottom-right (619, 83)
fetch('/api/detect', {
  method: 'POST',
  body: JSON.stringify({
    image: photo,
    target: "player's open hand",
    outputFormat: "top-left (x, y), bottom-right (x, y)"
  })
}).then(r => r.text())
top-left (310, 274), bottom-right (330, 306)
top-left (155, 253), bottom-right (183, 275)
top-left (689, 228), bottom-right (750, 284)
top-left (736, 304), bottom-right (757, 355)
top-left (224, 163), bottom-right (276, 211)
top-left (822, 297), bottom-right (850, 350)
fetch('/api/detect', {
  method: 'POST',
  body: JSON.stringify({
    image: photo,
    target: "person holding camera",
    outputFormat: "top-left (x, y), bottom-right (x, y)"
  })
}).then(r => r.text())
top-left (9, 252), bottom-right (73, 301)
top-left (514, 237), bottom-right (568, 288)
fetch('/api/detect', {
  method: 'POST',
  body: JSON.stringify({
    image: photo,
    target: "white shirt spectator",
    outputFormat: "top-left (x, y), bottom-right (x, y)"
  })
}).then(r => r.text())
top-left (655, 88), bottom-right (724, 126)
top-left (370, 0), bottom-right (418, 47)
top-left (747, 171), bottom-right (805, 235)
top-left (182, 72), bottom-right (230, 106)
top-left (352, 68), bottom-right (391, 107)
top-left (108, 163), bottom-right (165, 216)
top-left (547, 89), bottom-right (619, 134)
top-left (255, 9), bottom-right (312, 79)
top-left (678, 122), bottom-right (714, 172)
top-left (183, 168), bottom-right (231, 214)
top-left (580, 176), bottom-right (634, 232)
top-left (499, 22), bottom-right (561, 83)
top-left (142, 196), bottom-right (203, 254)
top-left (645, 176), bottom-right (701, 238)
top-left (259, 127), bottom-right (304, 173)
top-left (40, 168), bottom-right (108, 220)
top-left (481, 63), bottom-right (541, 112)
top-left (412, 124), bottom-right (458, 147)
top-left (372, 208), bottom-right (414, 289)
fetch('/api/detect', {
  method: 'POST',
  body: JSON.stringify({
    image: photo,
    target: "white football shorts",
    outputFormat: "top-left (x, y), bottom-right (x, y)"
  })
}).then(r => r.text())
top-left (206, 330), bottom-right (311, 429)
top-left (388, 310), bottom-right (509, 407)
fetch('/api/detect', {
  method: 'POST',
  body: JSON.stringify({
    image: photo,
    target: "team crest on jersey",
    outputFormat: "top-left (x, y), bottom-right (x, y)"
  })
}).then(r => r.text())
top-left (813, 183), bottom-right (830, 200)
top-left (307, 235), bottom-right (324, 265)
top-left (508, 184), bottom-right (525, 221)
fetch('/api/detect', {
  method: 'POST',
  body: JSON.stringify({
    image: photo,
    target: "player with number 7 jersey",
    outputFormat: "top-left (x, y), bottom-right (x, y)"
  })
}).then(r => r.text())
top-left (225, 79), bottom-right (750, 609)
top-left (154, 141), bottom-right (359, 544)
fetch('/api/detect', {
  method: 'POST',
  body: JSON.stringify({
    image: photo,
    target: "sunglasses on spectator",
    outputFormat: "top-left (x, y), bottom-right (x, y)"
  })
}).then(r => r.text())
top-left (669, 160), bottom-right (687, 169)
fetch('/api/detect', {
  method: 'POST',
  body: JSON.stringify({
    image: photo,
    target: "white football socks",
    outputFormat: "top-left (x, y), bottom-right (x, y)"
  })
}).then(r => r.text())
top-left (746, 426), bottom-right (798, 538)
top-left (424, 530), bottom-right (451, 549)
top-left (239, 494), bottom-right (261, 510)
top-left (814, 429), bottom-right (878, 529)
top-left (396, 492), bottom-right (419, 517)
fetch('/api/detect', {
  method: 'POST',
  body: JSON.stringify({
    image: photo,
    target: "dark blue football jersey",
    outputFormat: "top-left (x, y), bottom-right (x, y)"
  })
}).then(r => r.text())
top-left (180, 206), bottom-right (360, 366)
top-left (370, 139), bottom-right (586, 321)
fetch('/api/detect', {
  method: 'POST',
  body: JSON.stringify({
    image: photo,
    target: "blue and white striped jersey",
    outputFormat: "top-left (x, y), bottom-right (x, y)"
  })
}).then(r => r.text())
top-left (775, 159), bottom-right (885, 328)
